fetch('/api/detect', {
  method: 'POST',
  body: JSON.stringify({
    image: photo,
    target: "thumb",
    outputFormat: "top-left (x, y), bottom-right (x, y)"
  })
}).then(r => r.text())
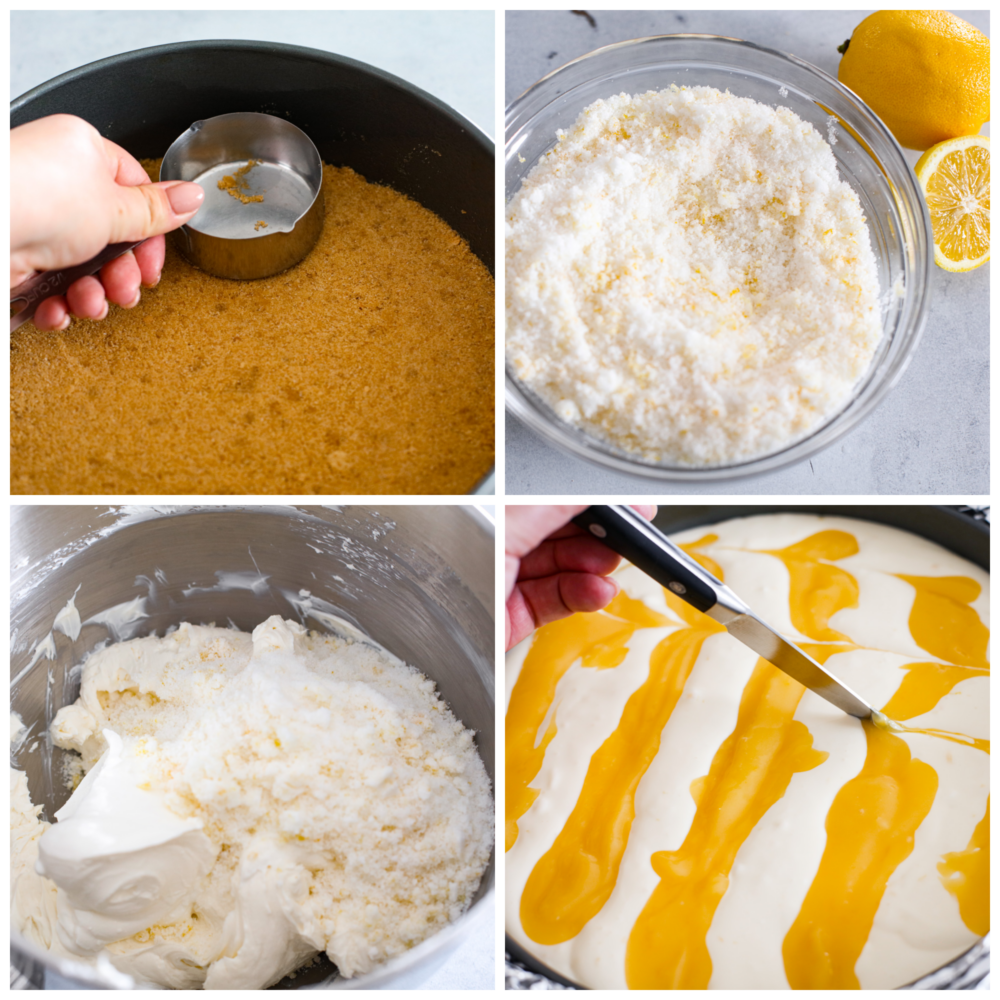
top-left (107, 180), bottom-right (204, 242)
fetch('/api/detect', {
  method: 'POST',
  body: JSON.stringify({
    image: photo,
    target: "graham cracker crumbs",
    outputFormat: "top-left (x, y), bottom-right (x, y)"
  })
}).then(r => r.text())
top-left (11, 160), bottom-right (495, 495)
top-left (217, 159), bottom-right (265, 204)
top-left (254, 220), bottom-right (268, 231)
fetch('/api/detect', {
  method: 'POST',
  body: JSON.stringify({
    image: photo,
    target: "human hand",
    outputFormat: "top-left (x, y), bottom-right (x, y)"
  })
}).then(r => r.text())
top-left (505, 504), bottom-right (657, 651)
top-left (10, 114), bottom-right (205, 331)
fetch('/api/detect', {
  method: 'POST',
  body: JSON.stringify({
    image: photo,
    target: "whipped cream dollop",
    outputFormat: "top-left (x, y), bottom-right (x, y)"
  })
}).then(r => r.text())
top-left (13, 615), bottom-right (492, 989)
top-left (37, 729), bottom-right (215, 954)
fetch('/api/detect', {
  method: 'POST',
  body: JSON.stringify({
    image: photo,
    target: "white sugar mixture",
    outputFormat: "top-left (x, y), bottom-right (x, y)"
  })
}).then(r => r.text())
top-left (506, 86), bottom-right (883, 466)
top-left (11, 617), bottom-right (492, 989)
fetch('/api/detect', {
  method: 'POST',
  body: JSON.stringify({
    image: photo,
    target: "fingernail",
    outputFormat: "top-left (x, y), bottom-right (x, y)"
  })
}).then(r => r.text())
top-left (97, 301), bottom-right (109, 320)
top-left (166, 181), bottom-right (205, 215)
top-left (126, 290), bottom-right (141, 308)
top-left (57, 314), bottom-right (71, 331)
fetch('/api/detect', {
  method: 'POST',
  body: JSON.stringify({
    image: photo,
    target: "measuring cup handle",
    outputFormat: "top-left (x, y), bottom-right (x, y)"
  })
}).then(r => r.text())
top-left (10, 240), bottom-right (146, 333)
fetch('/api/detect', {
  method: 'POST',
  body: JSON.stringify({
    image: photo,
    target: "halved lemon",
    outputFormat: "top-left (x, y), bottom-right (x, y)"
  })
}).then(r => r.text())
top-left (914, 134), bottom-right (990, 272)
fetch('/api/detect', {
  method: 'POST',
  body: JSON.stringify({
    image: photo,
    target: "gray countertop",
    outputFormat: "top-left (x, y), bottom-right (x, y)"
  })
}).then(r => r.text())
top-left (505, 10), bottom-right (989, 496)
top-left (11, 15), bottom-right (493, 992)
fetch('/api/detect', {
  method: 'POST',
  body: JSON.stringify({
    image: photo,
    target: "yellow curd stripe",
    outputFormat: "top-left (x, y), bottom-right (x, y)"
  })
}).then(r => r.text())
top-left (888, 576), bottom-right (990, 939)
top-left (681, 533), bottom-right (724, 579)
top-left (782, 720), bottom-right (938, 989)
top-left (520, 603), bottom-right (724, 945)
top-left (881, 661), bottom-right (989, 722)
top-left (761, 530), bottom-right (860, 642)
top-left (505, 592), bottom-right (671, 852)
top-left (938, 798), bottom-right (989, 936)
top-left (892, 724), bottom-right (989, 755)
top-left (882, 575), bottom-right (990, 721)
top-left (625, 657), bottom-right (828, 989)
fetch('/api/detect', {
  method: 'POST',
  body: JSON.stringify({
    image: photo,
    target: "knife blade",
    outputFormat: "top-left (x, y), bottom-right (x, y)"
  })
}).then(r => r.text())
top-left (572, 504), bottom-right (878, 721)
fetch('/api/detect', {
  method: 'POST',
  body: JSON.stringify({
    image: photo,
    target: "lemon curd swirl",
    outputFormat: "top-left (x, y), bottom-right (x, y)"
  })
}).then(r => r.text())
top-left (505, 515), bottom-right (989, 990)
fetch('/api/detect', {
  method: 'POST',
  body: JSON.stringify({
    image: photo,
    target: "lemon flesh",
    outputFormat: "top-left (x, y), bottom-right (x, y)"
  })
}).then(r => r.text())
top-left (915, 135), bottom-right (990, 273)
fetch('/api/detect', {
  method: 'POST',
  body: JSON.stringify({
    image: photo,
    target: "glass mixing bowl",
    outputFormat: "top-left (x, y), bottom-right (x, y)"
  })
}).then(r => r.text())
top-left (505, 34), bottom-right (932, 481)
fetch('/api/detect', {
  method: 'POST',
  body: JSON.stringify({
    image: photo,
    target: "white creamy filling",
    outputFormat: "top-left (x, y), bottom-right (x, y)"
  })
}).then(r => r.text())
top-left (37, 729), bottom-right (215, 955)
top-left (11, 767), bottom-right (61, 953)
top-left (506, 514), bottom-right (988, 989)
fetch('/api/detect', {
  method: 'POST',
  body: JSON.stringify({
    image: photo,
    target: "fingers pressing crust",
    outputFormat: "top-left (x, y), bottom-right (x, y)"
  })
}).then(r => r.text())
top-left (65, 275), bottom-right (107, 319)
top-left (31, 295), bottom-right (71, 331)
top-left (32, 239), bottom-right (163, 329)
top-left (134, 236), bottom-right (166, 286)
top-left (99, 251), bottom-right (142, 307)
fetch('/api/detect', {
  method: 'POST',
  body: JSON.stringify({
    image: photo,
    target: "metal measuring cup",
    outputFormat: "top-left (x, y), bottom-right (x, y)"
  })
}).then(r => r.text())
top-left (160, 112), bottom-right (324, 280)
top-left (10, 112), bottom-right (325, 332)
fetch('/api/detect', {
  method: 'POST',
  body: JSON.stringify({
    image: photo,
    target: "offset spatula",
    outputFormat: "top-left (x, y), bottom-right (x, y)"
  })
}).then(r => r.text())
top-left (572, 505), bottom-right (878, 721)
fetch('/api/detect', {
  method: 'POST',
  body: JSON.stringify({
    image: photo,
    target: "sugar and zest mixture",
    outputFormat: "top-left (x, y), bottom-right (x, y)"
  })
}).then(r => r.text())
top-left (506, 86), bottom-right (883, 466)
top-left (12, 617), bottom-right (492, 989)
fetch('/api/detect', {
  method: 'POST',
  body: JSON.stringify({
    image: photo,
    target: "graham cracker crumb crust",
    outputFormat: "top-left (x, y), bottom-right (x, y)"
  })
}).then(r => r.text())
top-left (12, 159), bottom-right (494, 495)
top-left (218, 158), bottom-right (265, 204)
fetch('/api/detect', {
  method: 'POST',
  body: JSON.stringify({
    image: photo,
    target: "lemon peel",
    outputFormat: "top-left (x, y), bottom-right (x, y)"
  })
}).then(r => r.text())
top-left (838, 11), bottom-right (989, 152)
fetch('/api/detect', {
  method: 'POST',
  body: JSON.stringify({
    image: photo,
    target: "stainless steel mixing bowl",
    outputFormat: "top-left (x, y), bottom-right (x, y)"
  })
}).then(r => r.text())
top-left (10, 504), bottom-right (495, 990)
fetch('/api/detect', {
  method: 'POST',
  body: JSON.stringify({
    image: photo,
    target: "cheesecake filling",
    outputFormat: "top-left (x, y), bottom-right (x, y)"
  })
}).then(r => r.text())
top-left (506, 513), bottom-right (988, 989)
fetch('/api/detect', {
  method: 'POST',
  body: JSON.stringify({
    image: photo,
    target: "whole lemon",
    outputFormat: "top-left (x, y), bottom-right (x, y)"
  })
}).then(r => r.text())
top-left (838, 10), bottom-right (989, 151)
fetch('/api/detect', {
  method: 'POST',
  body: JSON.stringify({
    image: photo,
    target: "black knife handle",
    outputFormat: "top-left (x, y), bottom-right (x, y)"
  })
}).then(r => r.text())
top-left (572, 505), bottom-right (720, 614)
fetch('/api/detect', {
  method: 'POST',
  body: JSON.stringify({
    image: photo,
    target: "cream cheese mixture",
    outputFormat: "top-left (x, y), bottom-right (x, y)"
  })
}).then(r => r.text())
top-left (506, 514), bottom-right (988, 989)
top-left (12, 616), bottom-right (492, 989)
top-left (506, 87), bottom-right (883, 466)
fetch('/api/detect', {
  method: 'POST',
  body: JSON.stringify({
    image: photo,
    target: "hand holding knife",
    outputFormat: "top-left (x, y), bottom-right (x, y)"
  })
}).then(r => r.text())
top-left (572, 505), bottom-right (880, 722)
